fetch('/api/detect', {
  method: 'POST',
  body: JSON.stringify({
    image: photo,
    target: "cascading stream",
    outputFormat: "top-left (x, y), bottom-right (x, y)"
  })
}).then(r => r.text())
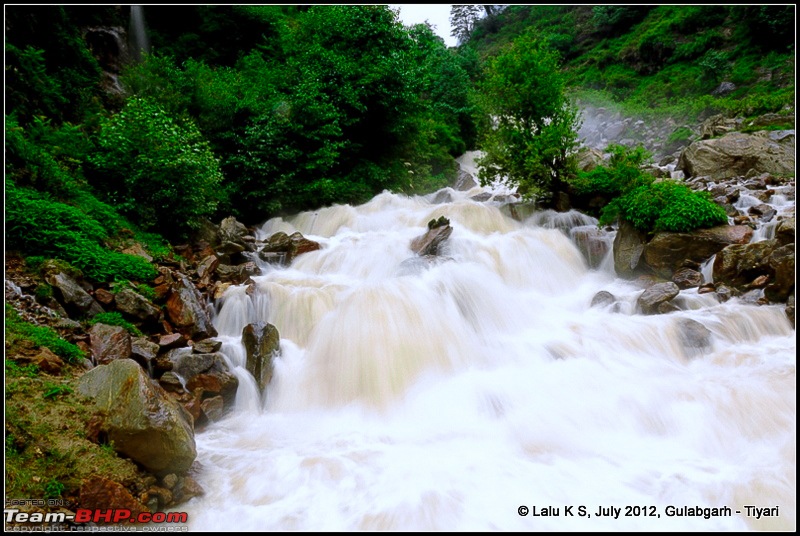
top-left (183, 186), bottom-right (795, 531)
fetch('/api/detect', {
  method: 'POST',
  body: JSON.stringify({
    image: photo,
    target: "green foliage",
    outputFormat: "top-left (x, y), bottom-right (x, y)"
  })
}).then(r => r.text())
top-left (111, 280), bottom-right (156, 303)
top-left (571, 144), bottom-right (653, 198)
top-left (6, 184), bottom-right (157, 283)
top-left (89, 96), bottom-right (225, 238)
top-left (43, 478), bottom-right (66, 500)
top-left (43, 382), bottom-right (73, 400)
top-left (5, 304), bottom-right (85, 364)
top-left (477, 30), bottom-right (580, 200)
top-left (666, 127), bottom-right (694, 145)
top-left (592, 6), bottom-right (652, 32)
top-left (87, 312), bottom-right (144, 337)
top-left (5, 360), bottom-right (39, 379)
top-left (601, 180), bottom-right (729, 233)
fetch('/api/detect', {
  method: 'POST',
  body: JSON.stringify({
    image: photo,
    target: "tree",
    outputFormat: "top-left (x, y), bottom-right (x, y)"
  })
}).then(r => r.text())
top-left (476, 30), bottom-right (580, 202)
top-left (450, 5), bottom-right (482, 45)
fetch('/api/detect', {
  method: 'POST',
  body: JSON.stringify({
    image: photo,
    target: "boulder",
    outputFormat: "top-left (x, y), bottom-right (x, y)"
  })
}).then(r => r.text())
top-left (637, 282), bottom-right (680, 315)
top-left (261, 231), bottom-right (321, 266)
top-left (572, 227), bottom-right (611, 269)
top-left (410, 224), bottom-right (453, 257)
top-left (216, 262), bottom-right (261, 285)
top-left (89, 323), bottom-right (132, 365)
top-left (169, 350), bottom-right (238, 406)
top-left (77, 359), bottom-right (196, 476)
top-left (192, 339), bottom-right (222, 354)
top-left (453, 169), bottom-right (478, 191)
top-left (576, 147), bottom-right (605, 172)
top-left (713, 240), bottom-right (778, 291)
top-left (676, 318), bottom-right (713, 359)
top-left (613, 221), bottom-right (647, 278)
top-left (643, 225), bottom-right (753, 280)
top-left (130, 337), bottom-right (159, 371)
top-left (765, 244), bottom-right (795, 302)
top-left (165, 273), bottom-right (217, 340)
top-left (45, 272), bottom-right (104, 317)
top-left (678, 131), bottom-right (795, 180)
top-left (218, 216), bottom-right (248, 247)
top-left (776, 217), bottom-right (795, 246)
top-left (242, 323), bottom-right (280, 391)
top-left (590, 290), bottom-right (618, 309)
top-left (672, 268), bottom-right (703, 289)
top-left (114, 289), bottom-right (160, 324)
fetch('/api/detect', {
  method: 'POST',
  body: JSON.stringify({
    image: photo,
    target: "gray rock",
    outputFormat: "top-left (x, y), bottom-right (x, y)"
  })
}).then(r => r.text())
top-left (115, 289), bottom-right (160, 323)
top-left (242, 323), bottom-right (280, 391)
top-left (410, 224), bottom-right (453, 257)
top-left (77, 359), bottom-right (196, 476)
top-left (678, 131), bottom-right (795, 180)
top-left (45, 272), bottom-right (104, 317)
top-left (637, 282), bottom-right (680, 315)
top-left (676, 318), bottom-right (713, 359)
top-left (613, 221), bottom-right (647, 278)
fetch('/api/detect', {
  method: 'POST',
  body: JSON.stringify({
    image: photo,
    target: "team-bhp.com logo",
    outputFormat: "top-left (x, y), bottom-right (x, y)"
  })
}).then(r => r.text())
top-left (5, 508), bottom-right (188, 524)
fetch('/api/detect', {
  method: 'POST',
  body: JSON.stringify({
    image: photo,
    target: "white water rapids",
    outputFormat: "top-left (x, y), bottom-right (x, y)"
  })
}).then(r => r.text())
top-left (181, 184), bottom-right (795, 531)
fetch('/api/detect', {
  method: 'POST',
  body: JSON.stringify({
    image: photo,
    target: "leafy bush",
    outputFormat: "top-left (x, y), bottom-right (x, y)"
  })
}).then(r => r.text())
top-left (5, 304), bottom-right (85, 364)
top-left (601, 180), bottom-right (728, 233)
top-left (6, 184), bottom-right (157, 283)
top-left (89, 96), bottom-right (225, 238)
top-left (87, 312), bottom-right (143, 337)
top-left (571, 144), bottom-right (653, 197)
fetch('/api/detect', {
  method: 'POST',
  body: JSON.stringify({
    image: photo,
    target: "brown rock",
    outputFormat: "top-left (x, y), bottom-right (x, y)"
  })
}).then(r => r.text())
top-left (637, 282), bottom-right (680, 315)
top-left (672, 268), bottom-right (703, 290)
top-left (165, 273), bottom-right (217, 340)
top-left (89, 324), bottom-right (132, 365)
top-left (95, 288), bottom-right (115, 305)
top-left (410, 224), bottom-right (453, 256)
top-left (79, 476), bottom-right (149, 520)
top-left (159, 333), bottom-right (187, 350)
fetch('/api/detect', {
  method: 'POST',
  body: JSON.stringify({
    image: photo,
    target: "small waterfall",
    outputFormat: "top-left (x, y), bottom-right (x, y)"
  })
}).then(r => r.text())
top-left (128, 6), bottom-right (150, 61)
top-left (184, 181), bottom-right (795, 531)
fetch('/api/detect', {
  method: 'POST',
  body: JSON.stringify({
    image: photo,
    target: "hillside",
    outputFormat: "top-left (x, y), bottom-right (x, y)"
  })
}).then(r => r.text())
top-left (466, 5), bottom-right (795, 118)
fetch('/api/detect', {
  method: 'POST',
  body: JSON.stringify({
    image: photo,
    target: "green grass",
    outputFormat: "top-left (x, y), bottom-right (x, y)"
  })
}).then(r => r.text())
top-left (5, 304), bottom-right (85, 363)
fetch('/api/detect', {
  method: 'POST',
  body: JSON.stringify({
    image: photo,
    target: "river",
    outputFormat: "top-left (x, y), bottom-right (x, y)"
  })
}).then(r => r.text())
top-left (181, 172), bottom-right (795, 531)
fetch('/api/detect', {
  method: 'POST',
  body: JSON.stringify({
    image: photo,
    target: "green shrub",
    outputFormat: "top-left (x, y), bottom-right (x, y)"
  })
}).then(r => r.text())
top-left (89, 96), bottom-right (225, 238)
top-left (6, 184), bottom-right (157, 283)
top-left (601, 180), bottom-right (728, 233)
top-left (571, 144), bottom-right (653, 197)
top-left (87, 312), bottom-right (143, 337)
top-left (5, 304), bottom-right (85, 364)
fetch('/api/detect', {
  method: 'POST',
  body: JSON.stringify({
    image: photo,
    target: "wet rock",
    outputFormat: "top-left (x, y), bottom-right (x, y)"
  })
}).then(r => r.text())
top-left (170, 351), bottom-right (238, 406)
top-left (748, 203), bottom-right (777, 223)
top-left (765, 244), bottom-right (795, 303)
top-left (590, 290), bottom-right (617, 309)
top-left (713, 240), bottom-right (778, 291)
top-left (431, 189), bottom-right (453, 204)
top-left (470, 192), bottom-right (492, 202)
top-left (643, 225), bottom-right (754, 280)
top-left (261, 231), bottom-right (321, 266)
top-left (166, 273), bottom-right (217, 340)
top-left (219, 216), bottom-right (249, 248)
top-left (637, 282), bottom-right (680, 315)
top-left (672, 268), bottom-right (703, 289)
top-left (192, 339), bottom-right (222, 354)
top-left (196, 255), bottom-right (220, 283)
top-left (159, 333), bottom-right (186, 350)
top-left (242, 323), bottom-right (280, 391)
top-left (410, 223), bottom-right (453, 257)
top-left (453, 169), bottom-right (477, 191)
top-left (131, 337), bottom-right (159, 371)
top-left (77, 359), bottom-right (196, 476)
top-left (200, 396), bottom-right (224, 422)
top-left (676, 318), bottom-right (713, 359)
top-left (572, 227), bottom-right (610, 269)
top-left (88, 323), bottom-right (132, 365)
top-left (396, 255), bottom-right (453, 276)
top-left (785, 293), bottom-right (795, 326)
top-left (613, 221), bottom-right (647, 278)
top-left (216, 262), bottom-right (261, 285)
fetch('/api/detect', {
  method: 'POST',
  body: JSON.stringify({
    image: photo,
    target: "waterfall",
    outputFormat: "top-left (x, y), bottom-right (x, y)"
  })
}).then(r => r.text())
top-left (183, 184), bottom-right (795, 531)
top-left (128, 6), bottom-right (150, 61)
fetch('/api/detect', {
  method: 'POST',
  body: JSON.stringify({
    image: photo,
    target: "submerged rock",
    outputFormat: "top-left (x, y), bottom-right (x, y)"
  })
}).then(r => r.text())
top-left (242, 322), bottom-right (280, 392)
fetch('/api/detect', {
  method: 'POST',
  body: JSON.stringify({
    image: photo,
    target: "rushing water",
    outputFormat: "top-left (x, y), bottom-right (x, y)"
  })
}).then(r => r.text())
top-left (182, 184), bottom-right (795, 531)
